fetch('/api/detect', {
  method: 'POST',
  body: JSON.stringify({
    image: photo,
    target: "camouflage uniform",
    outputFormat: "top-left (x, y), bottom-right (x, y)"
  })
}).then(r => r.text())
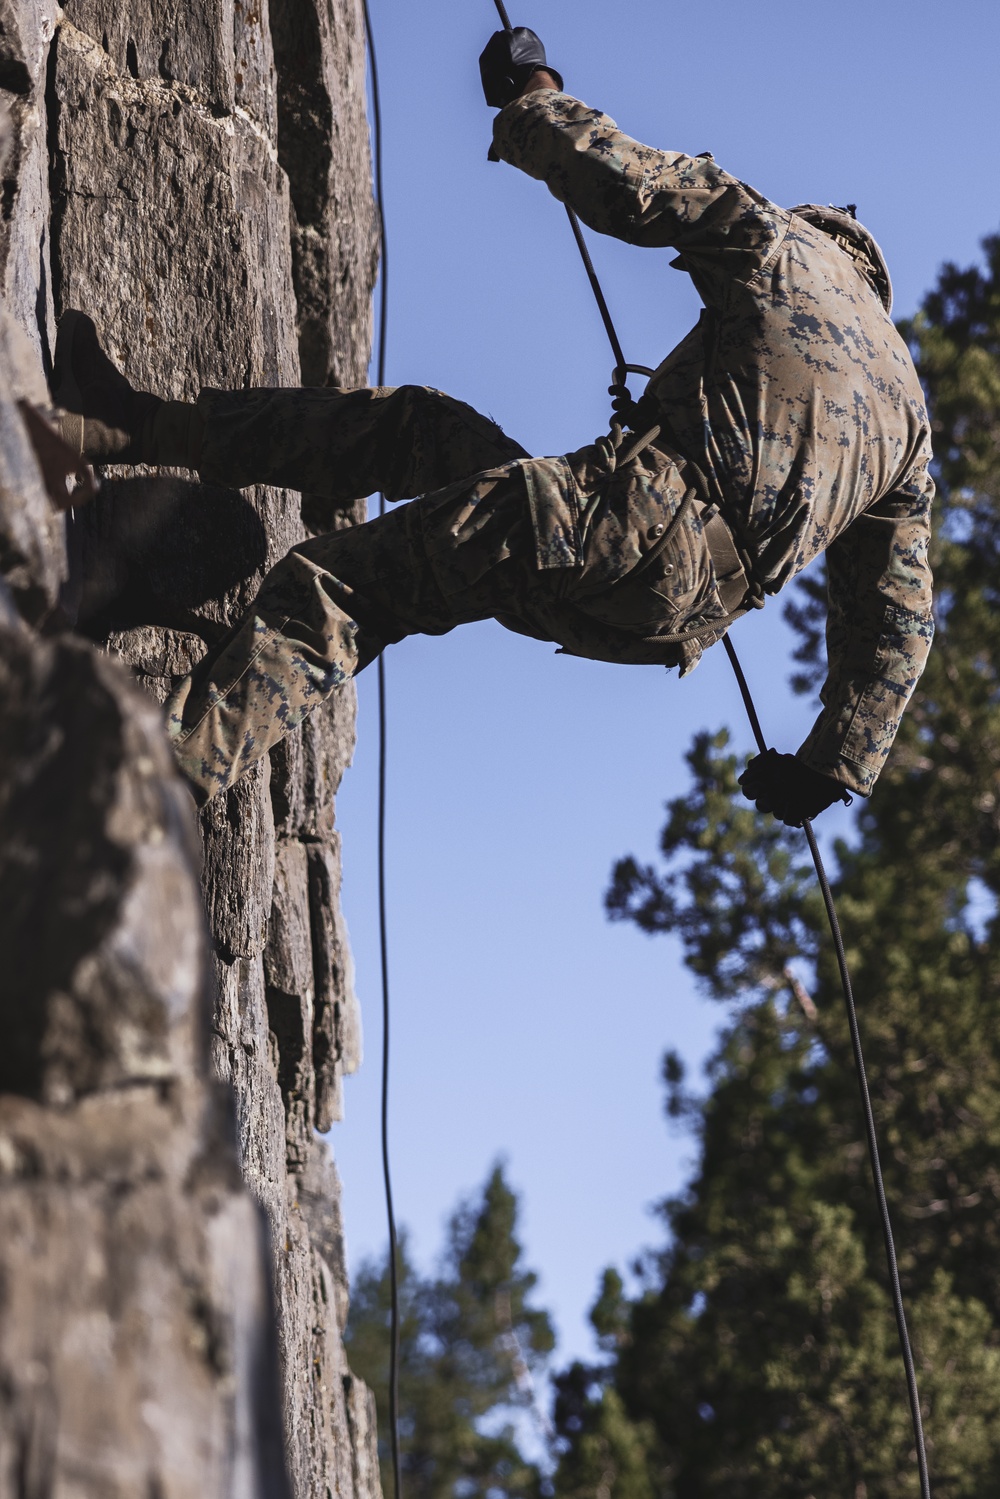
top-left (166, 90), bottom-right (934, 802)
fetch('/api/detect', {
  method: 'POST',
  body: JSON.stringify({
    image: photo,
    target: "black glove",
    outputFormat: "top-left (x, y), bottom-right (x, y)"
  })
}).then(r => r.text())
top-left (738, 749), bottom-right (851, 828)
top-left (479, 28), bottom-right (563, 109)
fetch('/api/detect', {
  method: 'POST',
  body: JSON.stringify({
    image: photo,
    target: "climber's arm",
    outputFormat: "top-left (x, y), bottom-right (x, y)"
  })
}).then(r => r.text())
top-left (489, 83), bottom-right (786, 278)
top-left (796, 463), bottom-right (936, 798)
top-left (521, 69), bottom-right (561, 94)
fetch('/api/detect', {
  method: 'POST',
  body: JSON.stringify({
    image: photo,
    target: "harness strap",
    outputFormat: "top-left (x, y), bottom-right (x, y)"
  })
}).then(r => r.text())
top-left (702, 507), bottom-right (751, 614)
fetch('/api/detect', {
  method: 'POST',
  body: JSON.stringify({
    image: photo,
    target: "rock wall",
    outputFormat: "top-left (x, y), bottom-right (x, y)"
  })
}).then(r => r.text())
top-left (0, 0), bottom-right (381, 1493)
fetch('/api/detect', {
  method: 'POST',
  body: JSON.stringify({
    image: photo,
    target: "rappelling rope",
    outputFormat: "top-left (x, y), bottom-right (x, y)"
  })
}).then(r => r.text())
top-left (724, 638), bottom-right (931, 1499)
top-left (488, 4), bottom-right (931, 1492)
top-left (361, 1), bottom-right (404, 1495)
top-left (361, 1), bottom-right (931, 1489)
top-left (491, 0), bottom-right (653, 435)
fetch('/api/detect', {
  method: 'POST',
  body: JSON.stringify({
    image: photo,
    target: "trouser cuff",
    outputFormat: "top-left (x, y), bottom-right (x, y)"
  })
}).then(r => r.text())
top-left (140, 399), bottom-right (205, 468)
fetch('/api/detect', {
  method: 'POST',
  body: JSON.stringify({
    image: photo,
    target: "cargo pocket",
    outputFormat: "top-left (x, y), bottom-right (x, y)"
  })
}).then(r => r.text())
top-left (521, 455), bottom-right (585, 571)
top-left (418, 464), bottom-right (534, 597)
top-left (572, 478), bottom-right (715, 635)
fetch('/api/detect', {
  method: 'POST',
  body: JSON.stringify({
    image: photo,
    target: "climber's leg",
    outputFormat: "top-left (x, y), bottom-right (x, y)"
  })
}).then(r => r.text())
top-left (194, 385), bottom-right (529, 502)
top-left (164, 544), bottom-right (371, 801)
top-left (52, 311), bottom-right (527, 498)
top-left (51, 310), bottom-right (168, 464)
top-left (165, 458), bottom-right (537, 800)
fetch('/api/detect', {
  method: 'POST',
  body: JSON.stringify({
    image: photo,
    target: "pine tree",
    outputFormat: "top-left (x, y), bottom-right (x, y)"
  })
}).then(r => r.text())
top-left (568, 235), bottom-right (1000, 1496)
top-left (551, 1271), bottom-right (660, 1499)
top-left (346, 1164), bottom-right (555, 1499)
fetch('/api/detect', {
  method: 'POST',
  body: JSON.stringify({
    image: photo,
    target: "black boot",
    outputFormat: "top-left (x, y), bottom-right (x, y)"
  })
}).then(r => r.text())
top-left (51, 311), bottom-right (164, 463)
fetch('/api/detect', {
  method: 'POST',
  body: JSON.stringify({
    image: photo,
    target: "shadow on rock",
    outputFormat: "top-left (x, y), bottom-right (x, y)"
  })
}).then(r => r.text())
top-left (68, 475), bottom-right (269, 639)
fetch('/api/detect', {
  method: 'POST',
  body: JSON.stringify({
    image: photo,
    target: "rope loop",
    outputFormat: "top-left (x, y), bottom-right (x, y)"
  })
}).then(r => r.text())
top-left (608, 362), bottom-right (656, 435)
top-left (609, 370), bottom-right (639, 431)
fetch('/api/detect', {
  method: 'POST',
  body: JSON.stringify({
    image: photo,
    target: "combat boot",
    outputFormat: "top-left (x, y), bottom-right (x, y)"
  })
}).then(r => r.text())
top-left (51, 311), bottom-right (165, 464)
top-left (52, 312), bottom-right (205, 468)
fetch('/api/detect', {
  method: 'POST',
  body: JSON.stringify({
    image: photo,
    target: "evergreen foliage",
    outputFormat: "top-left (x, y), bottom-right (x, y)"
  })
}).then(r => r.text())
top-left (346, 1164), bottom-right (554, 1499)
top-left (560, 235), bottom-right (1000, 1496)
top-left (550, 1271), bottom-right (661, 1499)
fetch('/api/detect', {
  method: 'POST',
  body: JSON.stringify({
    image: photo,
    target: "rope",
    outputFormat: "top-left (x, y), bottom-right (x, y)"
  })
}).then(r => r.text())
top-left (490, 0), bottom-right (635, 402)
top-left (485, 4), bottom-right (929, 1484)
top-left (363, 3), bottom-right (929, 1491)
top-left (724, 637), bottom-right (931, 1499)
top-left (562, 201), bottom-right (628, 377)
top-left (361, 1), bottom-right (403, 1495)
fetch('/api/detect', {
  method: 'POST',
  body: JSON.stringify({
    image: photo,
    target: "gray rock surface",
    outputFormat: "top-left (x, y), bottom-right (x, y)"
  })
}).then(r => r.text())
top-left (0, 317), bottom-right (65, 619)
top-left (0, 0), bottom-right (381, 1493)
top-left (270, 0), bottom-right (378, 390)
top-left (0, 0), bottom-right (59, 364)
top-left (0, 605), bottom-right (290, 1499)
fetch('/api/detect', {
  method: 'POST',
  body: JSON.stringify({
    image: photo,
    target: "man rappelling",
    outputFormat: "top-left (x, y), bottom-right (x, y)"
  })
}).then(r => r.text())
top-left (51, 26), bottom-right (934, 826)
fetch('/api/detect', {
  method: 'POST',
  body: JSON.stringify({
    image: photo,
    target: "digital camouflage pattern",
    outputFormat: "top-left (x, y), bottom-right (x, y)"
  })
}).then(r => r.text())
top-left (166, 386), bottom-right (720, 797)
top-left (166, 89), bottom-right (934, 800)
top-left (494, 91), bottom-right (935, 794)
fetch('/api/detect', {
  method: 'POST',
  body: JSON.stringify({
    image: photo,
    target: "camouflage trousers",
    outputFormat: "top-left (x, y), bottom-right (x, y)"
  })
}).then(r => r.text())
top-left (165, 385), bottom-right (718, 799)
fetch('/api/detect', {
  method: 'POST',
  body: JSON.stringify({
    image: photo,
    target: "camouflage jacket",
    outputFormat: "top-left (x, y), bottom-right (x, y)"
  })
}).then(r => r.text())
top-left (493, 92), bottom-right (935, 797)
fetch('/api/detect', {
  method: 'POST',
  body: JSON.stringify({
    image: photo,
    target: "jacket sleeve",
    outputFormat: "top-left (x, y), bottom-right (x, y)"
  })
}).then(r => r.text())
top-left (796, 460), bottom-right (936, 796)
top-left (492, 90), bottom-right (788, 287)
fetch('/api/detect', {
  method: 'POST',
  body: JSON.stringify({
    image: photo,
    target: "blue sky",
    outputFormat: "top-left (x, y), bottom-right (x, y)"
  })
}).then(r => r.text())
top-left (329, 0), bottom-right (1000, 1367)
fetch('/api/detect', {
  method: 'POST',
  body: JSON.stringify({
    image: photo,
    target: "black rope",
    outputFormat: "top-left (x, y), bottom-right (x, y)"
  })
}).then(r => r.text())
top-left (720, 632), bottom-right (769, 763)
top-left (361, 2), bottom-right (403, 1496)
top-left (486, 5), bottom-right (929, 1481)
top-left (360, 1), bottom-right (931, 1490)
top-left (490, 0), bottom-right (629, 385)
top-left (562, 203), bottom-right (629, 377)
top-left (724, 637), bottom-right (931, 1499)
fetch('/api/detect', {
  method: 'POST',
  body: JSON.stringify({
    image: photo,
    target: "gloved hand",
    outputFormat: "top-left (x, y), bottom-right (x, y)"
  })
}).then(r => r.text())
top-left (479, 28), bottom-right (563, 109)
top-left (738, 749), bottom-right (851, 827)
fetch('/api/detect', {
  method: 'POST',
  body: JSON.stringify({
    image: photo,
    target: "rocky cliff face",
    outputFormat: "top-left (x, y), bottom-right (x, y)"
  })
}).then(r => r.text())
top-left (0, 0), bottom-right (380, 1493)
